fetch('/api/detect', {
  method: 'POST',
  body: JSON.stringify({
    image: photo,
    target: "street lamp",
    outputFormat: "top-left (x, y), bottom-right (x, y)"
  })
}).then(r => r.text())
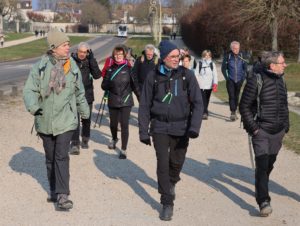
top-left (149, 0), bottom-right (162, 44)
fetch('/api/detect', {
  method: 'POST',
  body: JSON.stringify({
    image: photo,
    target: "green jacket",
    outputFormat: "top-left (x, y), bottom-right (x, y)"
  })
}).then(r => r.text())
top-left (23, 55), bottom-right (90, 136)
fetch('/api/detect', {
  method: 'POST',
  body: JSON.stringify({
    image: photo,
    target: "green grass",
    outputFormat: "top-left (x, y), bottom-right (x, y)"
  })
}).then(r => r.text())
top-left (0, 36), bottom-right (91, 62)
top-left (125, 37), bottom-right (155, 57)
top-left (214, 80), bottom-right (228, 103)
top-left (284, 111), bottom-right (300, 154)
top-left (3, 32), bottom-right (33, 41)
top-left (285, 63), bottom-right (300, 92)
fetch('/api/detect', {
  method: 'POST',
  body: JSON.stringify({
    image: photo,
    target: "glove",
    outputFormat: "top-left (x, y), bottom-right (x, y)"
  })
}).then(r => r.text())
top-left (212, 84), bottom-right (218, 92)
top-left (34, 108), bottom-right (43, 116)
top-left (188, 131), bottom-right (199, 139)
top-left (140, 138), bottom-right (151, 146)
top-left (87, 49), bottom-right (94, 60)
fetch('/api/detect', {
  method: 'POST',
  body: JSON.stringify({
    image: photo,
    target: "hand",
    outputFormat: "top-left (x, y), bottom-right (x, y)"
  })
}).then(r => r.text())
top-left (212, 84), bottom-right (218, 92)
top-left (188, 131), bottom-right (199, 139)
top-left (253, 129), bottom-right (259, 136)
top-left (140, 138), bottom-right (151, 146)
top-left (87, 49), bottom-right (94, 60)
top-left (34, 108), bottom-right (43, 116)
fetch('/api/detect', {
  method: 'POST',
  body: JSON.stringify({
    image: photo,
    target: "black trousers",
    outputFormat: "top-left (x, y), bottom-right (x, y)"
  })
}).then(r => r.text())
top-left (152, 133), bottom-right (189, 206)
top-left (39, 130), bottom-right (74, 195)
top-left (200, 89), bottom-right (212, 114)
top-left (109, 106), bottom-right (131, 150)
top-left (226, 79), bottom-right (243, 112)
top-left (72, 104), bottom-right (93, 144)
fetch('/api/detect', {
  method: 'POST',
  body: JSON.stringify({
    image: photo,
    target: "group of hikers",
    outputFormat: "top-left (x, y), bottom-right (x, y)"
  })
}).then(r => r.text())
top-left (23, 28), bottom-right (289, 220)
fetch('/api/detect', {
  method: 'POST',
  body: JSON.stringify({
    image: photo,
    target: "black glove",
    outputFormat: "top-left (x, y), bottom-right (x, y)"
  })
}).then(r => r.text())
top-left (34, 108), bottom-right (43, 116)
top-left (87, 49), bottom-right (94, 60)
top-left (188, 131), bottom-right (199, 139)
top-left (140, 138), bottom-right (151, 146)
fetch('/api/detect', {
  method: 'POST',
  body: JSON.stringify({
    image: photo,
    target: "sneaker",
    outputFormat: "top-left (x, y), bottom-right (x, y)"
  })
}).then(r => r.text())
top-left (159, 205), bottom-right (173, 221)
top-left (108, 139), bottom-right (118, 149)
top-left (81, 140), bottom-right (89, 149)
top-left (119, 149), bottom-right (127, 159)
top-left (259, 201), bottom-right (272, 217)
top-left (230, 111), bottom-right (236, 121)
top-left (202, 113), bottom-right (208, 120)
top-left (57, 194), bottom-right (73, 210)
top-left (47, 191), bottom-right (57, 203)
top-left (69, 145), bottom-right (80, 155)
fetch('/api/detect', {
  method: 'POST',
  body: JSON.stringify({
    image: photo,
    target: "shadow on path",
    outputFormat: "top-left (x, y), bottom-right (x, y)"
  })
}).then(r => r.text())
top-left (182, 158), bottom-right (300, 216)
top-left (93, 149), bottom-right (160, 211)
top-left (9, 146), bottom-right (48, 193)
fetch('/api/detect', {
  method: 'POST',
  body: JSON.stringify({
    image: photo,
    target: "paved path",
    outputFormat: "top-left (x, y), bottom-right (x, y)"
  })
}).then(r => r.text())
top-left (1, 35), bottom-right (44, 48)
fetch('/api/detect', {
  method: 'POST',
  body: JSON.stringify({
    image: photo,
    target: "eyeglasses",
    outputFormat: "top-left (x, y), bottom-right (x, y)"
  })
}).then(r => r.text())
top-left (114, 53), bottom-right (124, 56)
top-left (274, 61), bottom-right (286, 65)
top-left (167, 55), bottom-right (180, 60)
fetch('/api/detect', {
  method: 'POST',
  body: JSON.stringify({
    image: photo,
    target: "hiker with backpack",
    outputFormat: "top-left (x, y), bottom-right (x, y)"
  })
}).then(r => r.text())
top-left (23, 29), bottom-right (90, 210)
top-left (138, 40), bottom-right (203, 221)
top-left (69, 42), bottom-right (102, 155)
top-left (221, 41), bottom-right (247, 121)
top-left (195, 50), bottom-right (218, 120)
top-left (132, 44), bottom-right (158, 91)
top-left (239, 51), bottom-right (289, 217)
top-left (101, 44), bottom-right (140, 159)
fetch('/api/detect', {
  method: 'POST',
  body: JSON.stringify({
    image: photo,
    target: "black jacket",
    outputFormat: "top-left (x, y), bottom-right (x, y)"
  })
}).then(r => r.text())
top-left (138, 64), bottom-right (203, 139)
top-left (132, 52), bottom-right (158, 87)
top-left (239, 68), bottom-right (289, 135)
top-left (71, 53), bottom-right (101, 104)
top-left (101, 63), bottom-right (140, 108)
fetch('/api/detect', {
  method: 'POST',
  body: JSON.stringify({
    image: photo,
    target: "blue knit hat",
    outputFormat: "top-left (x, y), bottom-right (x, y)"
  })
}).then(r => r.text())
top-left (159, 40), bottom-right (178, 60)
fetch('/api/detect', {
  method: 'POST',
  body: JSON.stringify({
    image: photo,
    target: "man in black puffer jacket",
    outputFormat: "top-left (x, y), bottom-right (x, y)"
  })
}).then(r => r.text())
top-left (138, 40), bottom-right (203, 221)
top-left (70, 42), bottom-right (101, 154)
top-left (239, 51), bottom-right (289, 217)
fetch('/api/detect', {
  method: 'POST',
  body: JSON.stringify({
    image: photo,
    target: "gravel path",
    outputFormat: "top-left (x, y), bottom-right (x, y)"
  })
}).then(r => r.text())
top-left (0, 65), bottom-right (299, 226)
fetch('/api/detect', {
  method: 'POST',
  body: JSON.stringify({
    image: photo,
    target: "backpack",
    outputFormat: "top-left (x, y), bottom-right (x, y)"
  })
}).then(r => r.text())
top-left (198, 60), bottom-right (213, 73)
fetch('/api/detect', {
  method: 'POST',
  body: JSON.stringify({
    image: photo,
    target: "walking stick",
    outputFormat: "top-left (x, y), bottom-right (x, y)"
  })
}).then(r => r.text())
top-left (94, 94), bottom-right (105, 128)
top-left (248, 135), bottom-right (255, 170)
top-left (98, 96), bottom-right (107, 128)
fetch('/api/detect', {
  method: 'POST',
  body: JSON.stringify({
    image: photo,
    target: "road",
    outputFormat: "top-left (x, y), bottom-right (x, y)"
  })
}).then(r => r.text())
top-left (0, 35), bottom-right (126, 93)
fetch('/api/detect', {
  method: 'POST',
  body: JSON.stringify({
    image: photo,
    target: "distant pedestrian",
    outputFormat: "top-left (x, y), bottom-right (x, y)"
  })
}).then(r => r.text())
top-left (69, 42), bottom-right (102, 155)
top-left (23, 28), bottom-right (90, 210)
top-left (181, 54), bottom-right (191, 69)
top-left (39, 30), bottom-right (43, 36)
top-left (101, 44), bottom-right (140, 159)
top-left (183, 47), bottom-right (197, 70)
top-left (195, 50), bottom-right (218, 120)
top-left (0, 34), bottom-right (4, 47)
top-left (173, 32), bottom-right (177, 40)
top-left (138, 40), bottom-right (203, 221)
top-left (239, 51), bottom-right (289, 217)
top-left (221, 41), bottom-right (247, 121)
top-left (35, 30), bottom-right (39, 37)
top-left (42, 30), bottom-right (46, 36)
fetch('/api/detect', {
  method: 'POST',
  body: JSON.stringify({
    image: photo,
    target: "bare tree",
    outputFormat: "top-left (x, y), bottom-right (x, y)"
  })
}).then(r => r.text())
top-left (129, 0), bottom-right (149, 23)
top-left (230, 0), bottom-right (300, 51)
top-left (0, 0), bottom-right (18, 32)
top-left (80, 1), bottom-right (110, 26)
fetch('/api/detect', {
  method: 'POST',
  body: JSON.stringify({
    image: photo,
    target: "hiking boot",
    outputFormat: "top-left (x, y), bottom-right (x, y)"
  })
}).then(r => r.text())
top-left (81, 141), bottom-right (89, 149)
top-left (57, 194), bottom-right (73, 210)
top-left (108, 139), bottom-right (118, 149)
top-left (119, 149), bottom-right (127, 159)
top-left (259, 201), bottom-right (272, 217)
top-left (202, 113), bottom-right (208, 120)
top-left (230, 111), bottom-right (236, 121)
top-left (69, 144), bottom-right (80, 155)
top-left (170, 183), bottom-right (176, 199)
top-left (47, 191), bottom-right (57, 203)
top-left (159, 205), bottom-right (173, 221)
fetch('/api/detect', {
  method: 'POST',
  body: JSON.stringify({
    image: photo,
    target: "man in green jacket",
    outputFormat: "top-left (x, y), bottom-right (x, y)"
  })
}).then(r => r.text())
top-left (23, 28), bottom-right (90, 210)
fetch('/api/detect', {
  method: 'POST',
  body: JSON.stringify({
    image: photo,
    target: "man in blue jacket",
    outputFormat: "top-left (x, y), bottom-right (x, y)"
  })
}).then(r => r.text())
top-left (221, 41), bottom-right (247, 121)
top-left (138, 40), bottom-right (203, 221)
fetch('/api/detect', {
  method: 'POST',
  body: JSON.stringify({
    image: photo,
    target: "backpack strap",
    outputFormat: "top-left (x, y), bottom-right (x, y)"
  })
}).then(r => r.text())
top-left (210, 62), bottom-right (213, 71)
top-left (198, 61), bottom-right (202, 74)
top-left (255, 73), bottom-right (263, 120)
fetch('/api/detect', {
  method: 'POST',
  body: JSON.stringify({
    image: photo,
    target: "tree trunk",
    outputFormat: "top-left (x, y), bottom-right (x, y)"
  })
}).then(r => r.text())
top-left (0, 15), bottom-right (3, 32)
top-left (298, 33), bottom-right (300, 63)
top-left (271, 16), bottom-right (278, 51)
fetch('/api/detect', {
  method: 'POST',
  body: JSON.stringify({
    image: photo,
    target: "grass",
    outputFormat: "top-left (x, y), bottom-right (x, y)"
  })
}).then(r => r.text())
top-left (285, 63), bottom-right (300, 92)
top-left (0, 36), bottom-right (91, 62)
top-left (3, 32), bottom-right (33, 42)
top-left (125, 37), bottom-right (155, 57)
top-left (284, 111), bottom-right (300, 154)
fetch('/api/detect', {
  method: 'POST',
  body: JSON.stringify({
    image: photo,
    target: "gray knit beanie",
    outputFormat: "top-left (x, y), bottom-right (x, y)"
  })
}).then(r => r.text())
top-left (47, 28), bottom-right (70, 49)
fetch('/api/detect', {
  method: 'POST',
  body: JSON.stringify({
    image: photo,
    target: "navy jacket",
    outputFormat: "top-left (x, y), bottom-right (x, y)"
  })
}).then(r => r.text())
top-left (138, 64), bottom-right (203, 140)
top-left (221, 51), bottom-right (247, 82)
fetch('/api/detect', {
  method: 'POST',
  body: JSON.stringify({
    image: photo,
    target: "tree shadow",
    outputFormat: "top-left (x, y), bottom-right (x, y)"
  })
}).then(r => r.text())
top-left (93, 149), bottom-right (160, 211)
top-left (182, 158), bottom-right (300, 216)
top-left (207, 111), bottom-right (230, 121)
top-left (9, 146), bottom-right (49, 193)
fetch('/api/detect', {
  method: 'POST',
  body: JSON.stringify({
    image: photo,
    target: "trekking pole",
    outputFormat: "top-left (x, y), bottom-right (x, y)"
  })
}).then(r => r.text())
top-left (94, 94), bottom-right (105, 128)
top-left (98, 96), bottom-right (107, 128)
top-left (248, 135), bottom-right (255, 170)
